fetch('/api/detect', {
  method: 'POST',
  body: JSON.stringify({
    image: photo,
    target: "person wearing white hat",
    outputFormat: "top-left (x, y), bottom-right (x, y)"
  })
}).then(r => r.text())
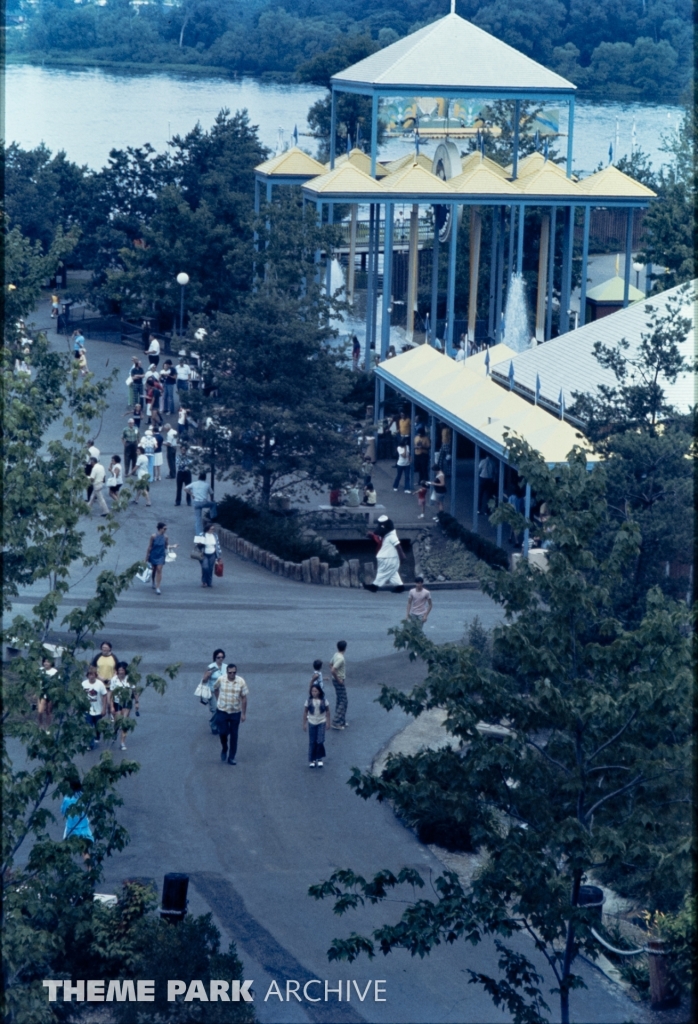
top-left (365, 516), bottom-right (405, 592)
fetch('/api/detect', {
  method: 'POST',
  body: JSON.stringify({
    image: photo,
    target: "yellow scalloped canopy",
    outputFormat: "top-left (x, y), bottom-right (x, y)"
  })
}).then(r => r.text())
top-left (519, 166), bottom-right (583, 196)
top-left (449, 162), bottom-right (521, 194)
top-left (255, 147), bottom-right (326, 177)
top-left (578, 165), bottom-right (657, 198)
top-left (383, 152), bottom-right (435, 174)
top-left (381, 162), bottom-right (456, 195)
top-left (303, 162), bottom-right (387, 195)
top-left (325, 148), bottom-right (390, 178)
top-left (460, 151), bottom-right (509, 178)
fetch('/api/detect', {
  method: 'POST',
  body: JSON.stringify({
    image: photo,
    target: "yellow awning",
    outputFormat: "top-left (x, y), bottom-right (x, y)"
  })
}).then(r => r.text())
top-left (376, 344), bottom-right (595, 464)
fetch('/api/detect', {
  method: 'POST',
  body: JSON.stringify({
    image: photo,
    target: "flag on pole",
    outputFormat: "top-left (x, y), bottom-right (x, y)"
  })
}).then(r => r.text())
top-left (480, 131), bottom-right (485, 157)
top-left (346, 131), bottom-right (351, 155)
top-left (543, 137), bottom-right (549, 163)
top-left (356, 123), bottom-right (361, 151)
top-left (415, 131), bottom-right (420, 156)
top-left (508, 360), bottom-right (515, 389)
top-left (534, 130), bottom-right (540, 152)
top-left (535, 373), bottom-right (541, 405)
top-left (608, 142), bottom-right (613, 165)
top-left (485, 348), bottom-right (490, 375)
top-left (293, 124), bottom-right (298, 146)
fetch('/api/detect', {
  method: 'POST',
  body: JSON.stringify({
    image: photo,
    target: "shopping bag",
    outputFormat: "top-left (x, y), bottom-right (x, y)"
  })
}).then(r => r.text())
top-left (190, 546), bottom-right (204, 561)
top-left (165, 549), bottom-right (177, 563)
top-left (136, 566), bottom-right (152, 584)
top-left (194, 679), bottom-right (211, 704)
top-left (214, 559), bottom-right (224, 577)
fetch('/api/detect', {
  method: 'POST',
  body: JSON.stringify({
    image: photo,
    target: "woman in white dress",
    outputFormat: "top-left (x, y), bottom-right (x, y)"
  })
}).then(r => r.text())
top-left (365, 516), bottom-right (405, 592)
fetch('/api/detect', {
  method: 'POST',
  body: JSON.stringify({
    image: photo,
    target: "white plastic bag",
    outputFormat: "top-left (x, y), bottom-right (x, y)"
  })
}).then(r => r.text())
top-left (136, 566), bottom-right (152, 584)
top-left (165, 549), bottom-right (177, 563)
top-left (194, 680), bottom-right (212, 704)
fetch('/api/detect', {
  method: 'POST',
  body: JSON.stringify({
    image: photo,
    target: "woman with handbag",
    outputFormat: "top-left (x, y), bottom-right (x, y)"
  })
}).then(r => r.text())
top-left (194, 522), bottom-right (222, 588)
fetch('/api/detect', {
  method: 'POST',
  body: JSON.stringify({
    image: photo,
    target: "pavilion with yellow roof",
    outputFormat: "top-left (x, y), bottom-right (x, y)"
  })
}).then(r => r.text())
top-left (253, 5), bottom-right (656, 417)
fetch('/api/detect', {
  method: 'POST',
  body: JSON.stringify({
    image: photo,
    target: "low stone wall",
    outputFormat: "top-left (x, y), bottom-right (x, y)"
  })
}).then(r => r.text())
top-left (216, 527), bottom-right (366, 587)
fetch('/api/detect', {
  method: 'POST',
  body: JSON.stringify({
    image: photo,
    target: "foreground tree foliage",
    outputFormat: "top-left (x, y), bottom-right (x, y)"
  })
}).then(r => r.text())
top-left (1, 238), bottom-right (250, 1023)
top-left (310, 440), bottom-right (692, 1024)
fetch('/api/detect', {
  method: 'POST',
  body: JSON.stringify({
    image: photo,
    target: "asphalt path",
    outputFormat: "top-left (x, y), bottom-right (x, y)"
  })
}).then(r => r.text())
top-left (10, 305), bottom-right (650, 1023)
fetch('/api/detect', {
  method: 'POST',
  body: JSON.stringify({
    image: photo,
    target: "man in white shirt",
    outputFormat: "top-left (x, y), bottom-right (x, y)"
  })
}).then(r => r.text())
top-left (176, 360), bottom-right (191, 395)
top-left (163, 423), bottom-right (178, 478)
top-left (86, 458), bottom-right (109, 516)
top-left (146, 335), bottom-right (161, 366)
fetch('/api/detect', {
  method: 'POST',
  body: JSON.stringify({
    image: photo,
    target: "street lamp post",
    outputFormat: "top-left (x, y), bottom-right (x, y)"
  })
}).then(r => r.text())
top-left (632, 261), bottom-right (643, 291)
top-left (176, 272), bottom-right (189, 338)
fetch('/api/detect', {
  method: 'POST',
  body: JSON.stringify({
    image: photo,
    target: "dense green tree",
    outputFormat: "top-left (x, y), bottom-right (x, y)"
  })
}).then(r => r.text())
top-left (641, 109), bottom-right (695, 289)
top-left (10, 0), bottom-right (690, 101)
top-left (310, 439), bottom-right (692, 1024)
top-left (188, 195), bottom-right (361, 505)
top-left (570, 286), bottom-right (694, 619)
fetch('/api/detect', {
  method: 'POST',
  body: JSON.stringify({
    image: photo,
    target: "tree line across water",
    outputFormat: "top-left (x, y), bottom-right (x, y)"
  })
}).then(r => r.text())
top-left (6, 0), bottom-right (693, 103)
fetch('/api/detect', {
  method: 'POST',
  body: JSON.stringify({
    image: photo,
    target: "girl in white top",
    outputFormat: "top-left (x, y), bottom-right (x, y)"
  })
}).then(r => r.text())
top-left (107, 456), bottom-right (123, 499)
top-left (132, 447), bottom-right (151, 506)
top-left (303, 683), bottom-right (331, 767)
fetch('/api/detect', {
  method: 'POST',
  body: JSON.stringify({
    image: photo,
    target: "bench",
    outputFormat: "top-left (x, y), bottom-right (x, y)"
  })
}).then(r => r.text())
top-left (317, 503), bottom-right (386, 526)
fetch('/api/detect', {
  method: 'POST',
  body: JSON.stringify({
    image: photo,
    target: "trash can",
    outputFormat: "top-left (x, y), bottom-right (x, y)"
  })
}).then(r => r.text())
top-left (160, 873), bottom-right (189, 923)
top-left (577, 884), bottom-right (605, 923)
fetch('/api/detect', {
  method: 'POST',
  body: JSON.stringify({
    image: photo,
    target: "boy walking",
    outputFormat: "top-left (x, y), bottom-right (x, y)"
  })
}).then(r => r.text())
top-left (330, 641), bottom-right (348, 730)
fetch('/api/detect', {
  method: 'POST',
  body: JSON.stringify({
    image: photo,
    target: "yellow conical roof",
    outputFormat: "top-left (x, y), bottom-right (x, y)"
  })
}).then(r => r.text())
top-left (449, 161), bottom-right (521, 195)
top-left (303, 162), bottom-right (387, 195)
top-left (460, 151), bottom-right (509, 178)
top-left (255, 147), bottom-right (326, 177)
top-left (325, 148), bottom-right (390, 178)
top-left (519, 165), bottom-right (583, 197)
top-left (578, 165), bottom-right (656, 198)
top-left (383, 152), bottom-right (435, 174)
top-left (381, 162), bottom-right (456, 195)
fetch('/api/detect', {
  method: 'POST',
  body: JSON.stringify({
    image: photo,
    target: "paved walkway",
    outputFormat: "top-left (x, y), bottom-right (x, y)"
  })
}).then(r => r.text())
top-left (10, 293), bottom-right (649, 1023)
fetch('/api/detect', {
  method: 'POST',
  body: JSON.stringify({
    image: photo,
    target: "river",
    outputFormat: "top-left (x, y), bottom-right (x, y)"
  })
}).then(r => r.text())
top-left (5, 64), bottom-right (683, 174)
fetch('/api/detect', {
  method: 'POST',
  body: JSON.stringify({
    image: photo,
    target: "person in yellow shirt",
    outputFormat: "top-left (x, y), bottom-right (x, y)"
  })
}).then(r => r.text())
top-left (91, 641), bottom-right (118, 716)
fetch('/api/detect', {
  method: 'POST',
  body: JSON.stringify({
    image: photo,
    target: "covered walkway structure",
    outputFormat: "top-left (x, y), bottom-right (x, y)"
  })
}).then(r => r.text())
top-left (375, 343), bottom-right (596, 553)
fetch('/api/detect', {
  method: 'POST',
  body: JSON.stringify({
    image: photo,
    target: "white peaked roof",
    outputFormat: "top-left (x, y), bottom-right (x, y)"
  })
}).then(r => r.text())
top-left (490, 282), bottom-right (697, 415)
top-left (332, 13), bottom-right (575, 93)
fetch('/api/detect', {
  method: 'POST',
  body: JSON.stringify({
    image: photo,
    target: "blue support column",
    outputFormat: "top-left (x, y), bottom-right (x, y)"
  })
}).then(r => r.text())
top-left (365, 204), bottom-right (375, 371)
top-left (566, 95), bottom-right (575, 178)
top-left (325, 203), bottom-right (334, 297)
top-left (545, 205), bottom-right (557, 340)
top-left (512, 100), bottom-right (521, 180)
top-left (559, 205), bottom-right (574, 335)
top-left (516, 203), bottom-right (525, 275)
top-left (314, 202), bottom-right (322, 284)
top-left (445, 206), bottom-right (458, 356)
top-left (579, 205), bottom-right (591, 326)
top-left (623, 208), bottom-right (634, 307)
top-left (266, 180), bottom-right (272, 203)
top-left (495, 207), bottom-right (505, 341)
top-left (330, 89), bottom-right (337, 170)
top-left (450, 431), bottom-right (459, 517)
top-left (371, 202), bottom-right (381, 356)
top-left (370, 93), bottom-right (379, 178)
top-left (381, 202), bottom-right (394, 359)
top-left (488, 207), bottom-right (497, 339)
top-left (430, 213), bottom-right (440, 345)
